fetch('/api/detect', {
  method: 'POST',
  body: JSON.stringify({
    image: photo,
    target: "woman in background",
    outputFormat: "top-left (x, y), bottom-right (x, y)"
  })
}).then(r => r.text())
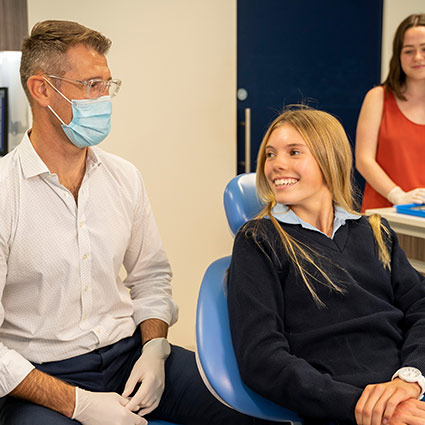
top-left (228, 106), bottom-right (425, 425)
top-left (356, 14), bottom-right (425, 211)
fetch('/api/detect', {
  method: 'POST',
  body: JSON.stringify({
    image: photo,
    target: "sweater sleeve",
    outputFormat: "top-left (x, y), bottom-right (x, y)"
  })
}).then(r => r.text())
top-left (388, 223), bottom-right (425, 373)
top-left (227, 224), bottom-right (362, 423)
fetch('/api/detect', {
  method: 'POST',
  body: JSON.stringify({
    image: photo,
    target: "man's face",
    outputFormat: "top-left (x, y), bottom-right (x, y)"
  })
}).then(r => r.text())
top-left (48, 44), bottom-right (111, 125)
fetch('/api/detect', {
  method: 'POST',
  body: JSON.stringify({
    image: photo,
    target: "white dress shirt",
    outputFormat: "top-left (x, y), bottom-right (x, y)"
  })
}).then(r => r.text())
top-left (0, 132), bottom-right (178, 396)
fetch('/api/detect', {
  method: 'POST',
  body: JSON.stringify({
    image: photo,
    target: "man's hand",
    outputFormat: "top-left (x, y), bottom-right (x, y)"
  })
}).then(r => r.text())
top-left (122, 337), bottom-right (171, 415)
top-left (355, 379), bottom-right (421, 425)
top-left (72, 388), bottom-right (147, 425)
top-left (388, 398), bottom-right (425, 425)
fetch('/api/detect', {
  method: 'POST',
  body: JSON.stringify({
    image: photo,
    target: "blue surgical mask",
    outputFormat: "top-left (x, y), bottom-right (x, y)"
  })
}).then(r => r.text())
top-left (44, 78), bottom-right (112, 148)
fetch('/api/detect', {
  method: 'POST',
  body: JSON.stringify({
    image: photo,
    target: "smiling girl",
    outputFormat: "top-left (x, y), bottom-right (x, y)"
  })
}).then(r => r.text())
top-left (227, 106), bottom-right (425, 425)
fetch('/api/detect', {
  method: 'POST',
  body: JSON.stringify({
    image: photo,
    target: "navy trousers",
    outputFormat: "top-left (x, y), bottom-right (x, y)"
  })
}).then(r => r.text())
top-left (0, 332), bottom-right (260, 425)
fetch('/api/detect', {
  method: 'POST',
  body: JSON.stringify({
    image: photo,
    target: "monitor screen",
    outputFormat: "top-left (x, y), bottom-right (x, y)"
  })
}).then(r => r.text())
top-left (0, 87), bottom-right (8, 156)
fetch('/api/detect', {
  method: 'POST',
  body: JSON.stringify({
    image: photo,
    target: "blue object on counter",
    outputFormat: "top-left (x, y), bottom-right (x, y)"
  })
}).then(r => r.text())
top-left (395, 203), bottom-right (425, 218)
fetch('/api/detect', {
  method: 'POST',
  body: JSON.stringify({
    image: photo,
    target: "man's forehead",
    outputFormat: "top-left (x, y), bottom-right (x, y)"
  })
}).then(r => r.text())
top-left (64, 44), bottom-right (110, 79)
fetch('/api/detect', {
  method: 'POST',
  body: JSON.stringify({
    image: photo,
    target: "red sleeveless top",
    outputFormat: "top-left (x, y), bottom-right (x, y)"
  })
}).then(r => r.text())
top-left (361, 89), bottom-right (425, 211)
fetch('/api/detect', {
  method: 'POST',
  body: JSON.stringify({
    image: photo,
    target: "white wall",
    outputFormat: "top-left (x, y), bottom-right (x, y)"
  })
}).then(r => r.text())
top-left (381, 0), bottom-right (425, 80)
top-left (27, 0), bottom-right (236, 349)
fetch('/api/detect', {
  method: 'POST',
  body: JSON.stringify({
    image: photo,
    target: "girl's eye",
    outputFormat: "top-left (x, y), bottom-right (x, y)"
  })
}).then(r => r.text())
top-left (402, 49), bottom-right (413, 55)
top-left (265, 151), bottom-right (275, 158)
top-left (290, 150), bottom-right (301, 156)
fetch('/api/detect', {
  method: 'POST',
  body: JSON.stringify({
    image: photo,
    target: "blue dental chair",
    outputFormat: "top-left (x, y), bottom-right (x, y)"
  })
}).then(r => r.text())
top-left (195, 173), bottom-right (302, 423)
top-left (223, 172), bottom-right (262, 236)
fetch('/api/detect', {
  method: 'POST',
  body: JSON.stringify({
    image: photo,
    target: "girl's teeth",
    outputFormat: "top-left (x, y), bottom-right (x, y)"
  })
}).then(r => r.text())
top-left (275, 178), bottom-right (297, 186)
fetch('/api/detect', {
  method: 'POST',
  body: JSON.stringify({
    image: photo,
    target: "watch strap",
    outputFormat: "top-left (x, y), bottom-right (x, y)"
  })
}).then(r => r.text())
top-left (392, 367), bottom-right (425, 399)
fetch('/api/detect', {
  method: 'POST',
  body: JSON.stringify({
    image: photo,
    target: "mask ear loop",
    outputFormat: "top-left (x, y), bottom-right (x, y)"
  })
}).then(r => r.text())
top-left (43, 77), bottom-right (72, 126)
top-left (47, 105), bottom-right (66, 126)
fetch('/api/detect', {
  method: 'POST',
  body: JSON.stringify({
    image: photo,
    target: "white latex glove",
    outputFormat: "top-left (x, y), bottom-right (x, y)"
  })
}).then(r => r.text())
top-left (387, 186), bottom-right (425, 205)
top-left (123, 337), bottom-right (171, 416)
top-left (71, 387), bottom-right (147, 425)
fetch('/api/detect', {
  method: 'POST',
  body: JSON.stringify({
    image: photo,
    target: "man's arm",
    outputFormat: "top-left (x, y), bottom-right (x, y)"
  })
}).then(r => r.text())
top-left (139, 318), bottom-right (168, 345)
top-left (11, 365), bottom-right (147, 425)
top-left (0, 193), bottom-right (76, 416)
top-left (120, 173), bottom-right (175, 415)
top-left (10, 368), bottom-right (75, 418)
top-left (123, 172), bottom-right (177, 328)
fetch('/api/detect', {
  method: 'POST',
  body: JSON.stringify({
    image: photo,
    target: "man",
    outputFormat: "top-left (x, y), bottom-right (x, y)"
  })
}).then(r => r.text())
top-left (0, 20), bottom-right (253, 425)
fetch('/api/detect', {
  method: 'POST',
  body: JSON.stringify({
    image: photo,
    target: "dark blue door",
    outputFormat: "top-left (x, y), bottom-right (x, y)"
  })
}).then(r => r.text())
top-left (237, 0), bottom-right (383, 191)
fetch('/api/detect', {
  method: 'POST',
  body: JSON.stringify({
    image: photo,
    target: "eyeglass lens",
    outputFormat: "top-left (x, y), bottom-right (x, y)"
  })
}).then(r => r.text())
top-left (88, 80), bottom-right (121, 98)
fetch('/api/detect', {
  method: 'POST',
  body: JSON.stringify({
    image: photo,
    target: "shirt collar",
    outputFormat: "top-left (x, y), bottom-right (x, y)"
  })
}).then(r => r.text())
top-left (18, 131), bottom-right (102, 179)
top-left (86, 146), bottom-right (102, 172)
top-left (270, 203), bottom-right (361, 239)
top-left (18, 131), bottom-right (50, 178)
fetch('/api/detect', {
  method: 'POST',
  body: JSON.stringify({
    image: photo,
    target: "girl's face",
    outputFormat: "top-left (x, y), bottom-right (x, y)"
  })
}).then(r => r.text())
top-left (400, 26), bottom-right (425, 81)
top-left (264, 123), bottom-right (332, 211)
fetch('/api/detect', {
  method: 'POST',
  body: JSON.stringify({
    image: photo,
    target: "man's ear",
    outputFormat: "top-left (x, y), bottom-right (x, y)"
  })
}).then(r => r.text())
top-left (27, 75), bottom-right (51, 108)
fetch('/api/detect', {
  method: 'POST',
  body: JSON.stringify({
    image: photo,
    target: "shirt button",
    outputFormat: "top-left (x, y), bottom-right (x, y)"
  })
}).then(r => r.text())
top-left (97, 328), bottom-right (102, 335)
top-left (84, 285), bottom-right (88, 292)
top-left (83, 314), bottom-right (87, 321)
top-left (79, 221), bottom-right (83, 228)
top-left (82, 254), bottom-right (88, 260)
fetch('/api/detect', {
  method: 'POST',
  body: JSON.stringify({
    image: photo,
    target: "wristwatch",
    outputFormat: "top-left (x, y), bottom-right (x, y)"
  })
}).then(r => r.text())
top-left (392, 367), bottom-right (425, 399)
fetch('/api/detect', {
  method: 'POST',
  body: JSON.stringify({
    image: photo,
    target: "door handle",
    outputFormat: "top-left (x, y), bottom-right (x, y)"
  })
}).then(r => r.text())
top-left (244, 107), bottom-right (251, 173)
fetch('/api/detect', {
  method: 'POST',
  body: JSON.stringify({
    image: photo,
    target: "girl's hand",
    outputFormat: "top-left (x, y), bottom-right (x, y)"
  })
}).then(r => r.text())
top-left (388, 398), bottom-right (425, 425)
top-left (355, 379), bottom-right (421, 425)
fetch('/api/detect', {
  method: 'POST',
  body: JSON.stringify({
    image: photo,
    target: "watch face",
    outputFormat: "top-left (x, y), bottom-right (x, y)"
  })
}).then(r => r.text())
top-left (401, 367), bottom-right (421, 380)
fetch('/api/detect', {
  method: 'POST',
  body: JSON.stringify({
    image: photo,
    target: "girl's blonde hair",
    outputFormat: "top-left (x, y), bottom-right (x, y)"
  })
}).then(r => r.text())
top-left (253, 106), bottom-right (391, 307)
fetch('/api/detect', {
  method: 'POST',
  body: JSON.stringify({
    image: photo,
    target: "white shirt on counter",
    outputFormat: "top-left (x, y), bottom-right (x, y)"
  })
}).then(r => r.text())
top-left (0, 132), bottom-right (178, 396)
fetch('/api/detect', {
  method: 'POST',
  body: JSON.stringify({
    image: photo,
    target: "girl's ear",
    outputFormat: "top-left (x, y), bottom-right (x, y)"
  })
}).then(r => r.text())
top-left (27, 75), bottom-right (51, 108)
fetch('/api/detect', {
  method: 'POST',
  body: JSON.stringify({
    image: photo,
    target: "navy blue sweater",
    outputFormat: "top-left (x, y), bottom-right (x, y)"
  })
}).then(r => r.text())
top-left (227, 216), bottom-right (425, 424)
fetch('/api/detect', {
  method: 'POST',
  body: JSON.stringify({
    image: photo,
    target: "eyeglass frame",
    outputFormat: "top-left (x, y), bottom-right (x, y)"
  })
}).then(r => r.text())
top-left (45, 74), bottom-right (122, 99)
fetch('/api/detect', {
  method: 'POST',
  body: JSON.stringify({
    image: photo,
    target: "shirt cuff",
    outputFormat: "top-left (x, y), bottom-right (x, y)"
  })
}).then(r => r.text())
top-left (0, 349), bottom-right (35, 397)
top-left (133, 297), bottom-right (179, 327)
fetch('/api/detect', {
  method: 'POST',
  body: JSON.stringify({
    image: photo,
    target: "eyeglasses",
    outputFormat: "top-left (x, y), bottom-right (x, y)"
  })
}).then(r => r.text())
top-left (46, 75), bottom-right (122, 99)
